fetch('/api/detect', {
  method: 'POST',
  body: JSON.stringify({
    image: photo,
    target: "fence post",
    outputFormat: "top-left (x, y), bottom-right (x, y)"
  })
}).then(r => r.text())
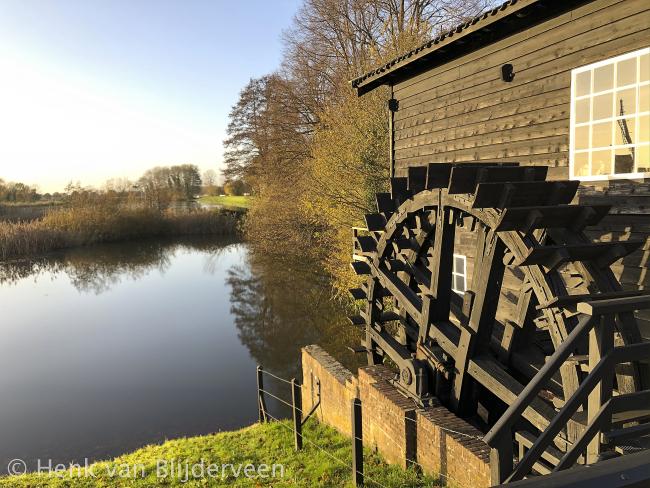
top-left (352, 397), bottom-right (363, 487)
top-left (291, 378), bottom-right (303, 450)
top-left (256, 366), bottom-right (268, 423)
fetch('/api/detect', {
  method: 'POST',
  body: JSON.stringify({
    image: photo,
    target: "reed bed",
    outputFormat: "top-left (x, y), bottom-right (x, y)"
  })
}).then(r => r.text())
top-left (0, 206), bottom-right (240, 261)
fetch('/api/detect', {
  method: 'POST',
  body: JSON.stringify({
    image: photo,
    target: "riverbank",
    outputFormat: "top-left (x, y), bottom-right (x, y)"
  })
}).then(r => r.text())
top-left (199, 195), bottom-right (252, 210)
top-left (0, 421), bottom-right (438, 487)
top-left (0, 206), bottom-right (241, 261)
top-left (0, 202), bottom-right (62, 222)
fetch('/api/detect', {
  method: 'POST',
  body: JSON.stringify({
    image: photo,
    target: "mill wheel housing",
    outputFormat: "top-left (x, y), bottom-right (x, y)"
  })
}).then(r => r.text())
top-left (350, 162), bottom-right (647, 442)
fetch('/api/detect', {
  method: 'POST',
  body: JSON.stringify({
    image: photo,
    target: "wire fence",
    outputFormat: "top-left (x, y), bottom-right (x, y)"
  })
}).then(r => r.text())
top-left (263, 410), bottom-right (392, 488)
top-left (255, 365), bottom-right (476, 488)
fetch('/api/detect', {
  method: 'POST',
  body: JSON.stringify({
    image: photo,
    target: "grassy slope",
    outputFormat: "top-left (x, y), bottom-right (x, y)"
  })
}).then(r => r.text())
top-left (1, 421), bottom-right (441, 487)
top-left (199, 195), bottom-right (252, 209)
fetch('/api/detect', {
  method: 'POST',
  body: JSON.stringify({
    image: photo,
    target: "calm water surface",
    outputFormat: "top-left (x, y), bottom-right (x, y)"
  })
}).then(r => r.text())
top-left (0, 237), bottom-right (359, 470)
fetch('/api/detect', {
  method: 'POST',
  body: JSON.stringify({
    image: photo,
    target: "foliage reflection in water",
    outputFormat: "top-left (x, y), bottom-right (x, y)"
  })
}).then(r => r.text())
top-left (0, 237), bottom-right (360, 470)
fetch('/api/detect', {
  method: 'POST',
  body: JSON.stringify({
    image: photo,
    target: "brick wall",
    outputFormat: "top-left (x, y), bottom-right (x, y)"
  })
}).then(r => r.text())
top-left (301, 345), bottom-right (491, 487)
top-left (358, 365), bottom-right (417, 468)
top-left (417, 401), bottom-right (491, 488)
top-left (301, 344), bottom-right (358, 437)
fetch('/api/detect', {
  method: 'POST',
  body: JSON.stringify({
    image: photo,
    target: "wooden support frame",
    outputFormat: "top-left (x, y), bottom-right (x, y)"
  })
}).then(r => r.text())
top-left (348, 162), bottom-right (650, 484)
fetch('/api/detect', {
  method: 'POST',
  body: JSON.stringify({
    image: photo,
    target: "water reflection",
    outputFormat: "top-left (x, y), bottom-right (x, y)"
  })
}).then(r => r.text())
top-left (0, 237), bottom-right (236, 294)
top-left (227, 253), bottom-right (363, 380)
top-left (0, 237), bottom-right (359, 469)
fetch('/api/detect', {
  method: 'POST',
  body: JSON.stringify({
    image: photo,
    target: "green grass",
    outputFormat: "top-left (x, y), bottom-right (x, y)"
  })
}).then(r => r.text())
top-left (200, 195), bottom-right (252, 210)
top-left (0, 421), bottom-right (442, 487)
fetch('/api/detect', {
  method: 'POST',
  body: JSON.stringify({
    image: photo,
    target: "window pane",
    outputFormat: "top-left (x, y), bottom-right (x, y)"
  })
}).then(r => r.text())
top-left (573, 152), bottom-right (589, 177)
top-left (592, 121), bottom-right (613, 148)
top-left (615, 117), bottom-right (636, 146)
top-left (454, 256), bottom-right (464, 273)
top-left (575, 125), bottom-right (590, 150)
top-left (593, 92), bottom-right (613, 120)
top-left (454, 275), bottom-right (465, 293)
top-left (614, 148), bottom-right (634, 174)
top-left (575, 70), bottom-right (591, 96)
top-left (575, 98), bottom-right (590, 123)
top-left (617, 58), bottom-right (636, 87)
top-left (616, 88), bottom-right (636, 117)
top-left (591, 149), bottom-right (612, 175)
top-left (640, 54), bottom-right (649, 82)
top-left (640, 84), bottom-right (649, 113)
top-left (640, 115), bottom-right (649, 144)
top-left (594, 64), bottom-right (614, 92)
top-left (637, 145), bottom-right (649, 172)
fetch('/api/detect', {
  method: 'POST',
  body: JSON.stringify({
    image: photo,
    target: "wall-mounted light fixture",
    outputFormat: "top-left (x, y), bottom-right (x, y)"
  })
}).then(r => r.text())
top-left (501, 63), bottom-right (515, 82)
top-left (388, 98), bottom-right (399, 112)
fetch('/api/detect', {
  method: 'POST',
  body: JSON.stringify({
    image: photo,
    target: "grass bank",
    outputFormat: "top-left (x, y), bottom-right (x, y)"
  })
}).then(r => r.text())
top-left (0, 206), bottom-right (240, 261)
top-left (199, 195), bottom-right (252, 210)
top-left (0, 421), bottom-right (441, 487)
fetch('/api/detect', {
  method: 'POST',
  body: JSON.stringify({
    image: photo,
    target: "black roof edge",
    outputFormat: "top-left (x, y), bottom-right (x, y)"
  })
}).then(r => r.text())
top-left (352, 0), bottom-right (596, 96)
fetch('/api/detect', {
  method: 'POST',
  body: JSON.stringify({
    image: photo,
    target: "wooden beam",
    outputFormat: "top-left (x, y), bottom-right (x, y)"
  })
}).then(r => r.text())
top-left (587, 315), bottom-right (614, 463)
top-left (577, 295), bottom-right (650, 315)
top-left (408, 165), bottom-right (427, 193)
top-left (419, 201), bottom-right (456, 342)
top-left (513, 241), bottom-right (643, 269)
top-left (452, 227), bottom-right (506, 414)
top-left (468, 356), bottom-right (556, 433)
top-left (425, 163), bottom-right (453, 189)
top-left (538, 290), bottom-right (650, 311)
top-left (494, 450), bottom-right (650, 488)
top-left (472, 180), bottom-right (579, 208)
top-left (495, 205), bottom-right (611, 233)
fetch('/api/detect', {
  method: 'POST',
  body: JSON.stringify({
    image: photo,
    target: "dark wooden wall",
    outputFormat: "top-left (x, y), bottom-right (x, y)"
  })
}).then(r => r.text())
top-left (388, 0), bottom-right (649, 337)
top-left (391, 0), bottom-right (648, 181)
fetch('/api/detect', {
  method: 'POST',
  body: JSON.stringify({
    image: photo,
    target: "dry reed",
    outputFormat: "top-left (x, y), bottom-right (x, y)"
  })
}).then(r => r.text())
top-left (0, 206), bottom-right (240, 261)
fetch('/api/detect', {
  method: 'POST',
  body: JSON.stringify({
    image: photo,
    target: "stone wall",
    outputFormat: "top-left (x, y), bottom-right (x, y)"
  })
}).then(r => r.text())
top-left (301, 345), bottom-right (491, 487)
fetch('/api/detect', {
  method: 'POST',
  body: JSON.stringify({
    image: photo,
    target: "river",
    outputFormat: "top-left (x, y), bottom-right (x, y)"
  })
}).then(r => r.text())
top-left (0, 237), bottom-right (361, 470)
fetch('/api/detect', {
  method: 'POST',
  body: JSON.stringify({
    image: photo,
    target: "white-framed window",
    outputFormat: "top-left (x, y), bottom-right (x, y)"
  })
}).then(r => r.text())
top-left (452, 254), bottom-right (466, 295)
top-left (570, 47), bottom-right (649, 181)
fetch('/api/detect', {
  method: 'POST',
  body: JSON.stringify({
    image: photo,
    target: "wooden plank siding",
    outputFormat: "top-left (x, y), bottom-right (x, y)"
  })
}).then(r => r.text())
top-left (384, 0), bottom-right (649, 338)
top-left (391, 0), bottom-right (650, 178)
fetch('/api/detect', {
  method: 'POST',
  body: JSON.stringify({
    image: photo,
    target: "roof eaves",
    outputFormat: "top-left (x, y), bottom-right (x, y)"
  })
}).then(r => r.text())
top-left (350, 0), bottom-right (536, 95)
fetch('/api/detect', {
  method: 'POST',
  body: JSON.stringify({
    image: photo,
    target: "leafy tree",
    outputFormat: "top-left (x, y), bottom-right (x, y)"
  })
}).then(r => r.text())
top-left (223, 0), bottom-right (500, 290)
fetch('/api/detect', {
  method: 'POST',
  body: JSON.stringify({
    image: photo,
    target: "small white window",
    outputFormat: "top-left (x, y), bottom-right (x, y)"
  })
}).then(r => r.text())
top-left (452, 254), bottom-right (466, 295)
top-left (570, 47), bottom-right (650, 181)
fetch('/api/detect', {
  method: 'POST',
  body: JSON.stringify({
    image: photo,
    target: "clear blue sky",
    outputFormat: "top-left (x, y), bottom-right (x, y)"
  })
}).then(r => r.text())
top-left (0, 0), bottom-right (302, 192)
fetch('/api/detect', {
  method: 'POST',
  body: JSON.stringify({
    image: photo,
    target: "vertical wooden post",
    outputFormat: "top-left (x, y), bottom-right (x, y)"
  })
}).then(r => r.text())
top-left (352, 398), bottom-right (364, 487)
top-left (291, 378), bottom-right (303, 451)
top-left (256, 366), bottom-right (267, 423)
top-left (587, 314), bottom-right (614, 463)
top-left (388, 86), bottom-right (396, 179)
top-left (490, 439), bottom-right (513, 486)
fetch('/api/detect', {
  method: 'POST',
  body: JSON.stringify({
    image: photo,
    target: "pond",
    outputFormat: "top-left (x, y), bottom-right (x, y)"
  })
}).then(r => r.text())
top-left (0, 237), bottom-right (361, 471)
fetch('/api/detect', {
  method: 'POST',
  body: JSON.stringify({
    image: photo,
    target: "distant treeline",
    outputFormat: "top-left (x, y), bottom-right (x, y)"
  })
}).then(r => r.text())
top-left (1, 164), bottom-right (250, 210)
top-left (0, 165), bottom-right (245, 259)
top-left (0, 179), bottom-right (48, 203)
top-left (222, 0), bottom-right (498, 293)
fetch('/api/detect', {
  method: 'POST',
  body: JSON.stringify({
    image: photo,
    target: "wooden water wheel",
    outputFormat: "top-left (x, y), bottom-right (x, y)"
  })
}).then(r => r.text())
top-left (349, 162), bottom-right (649, 475)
